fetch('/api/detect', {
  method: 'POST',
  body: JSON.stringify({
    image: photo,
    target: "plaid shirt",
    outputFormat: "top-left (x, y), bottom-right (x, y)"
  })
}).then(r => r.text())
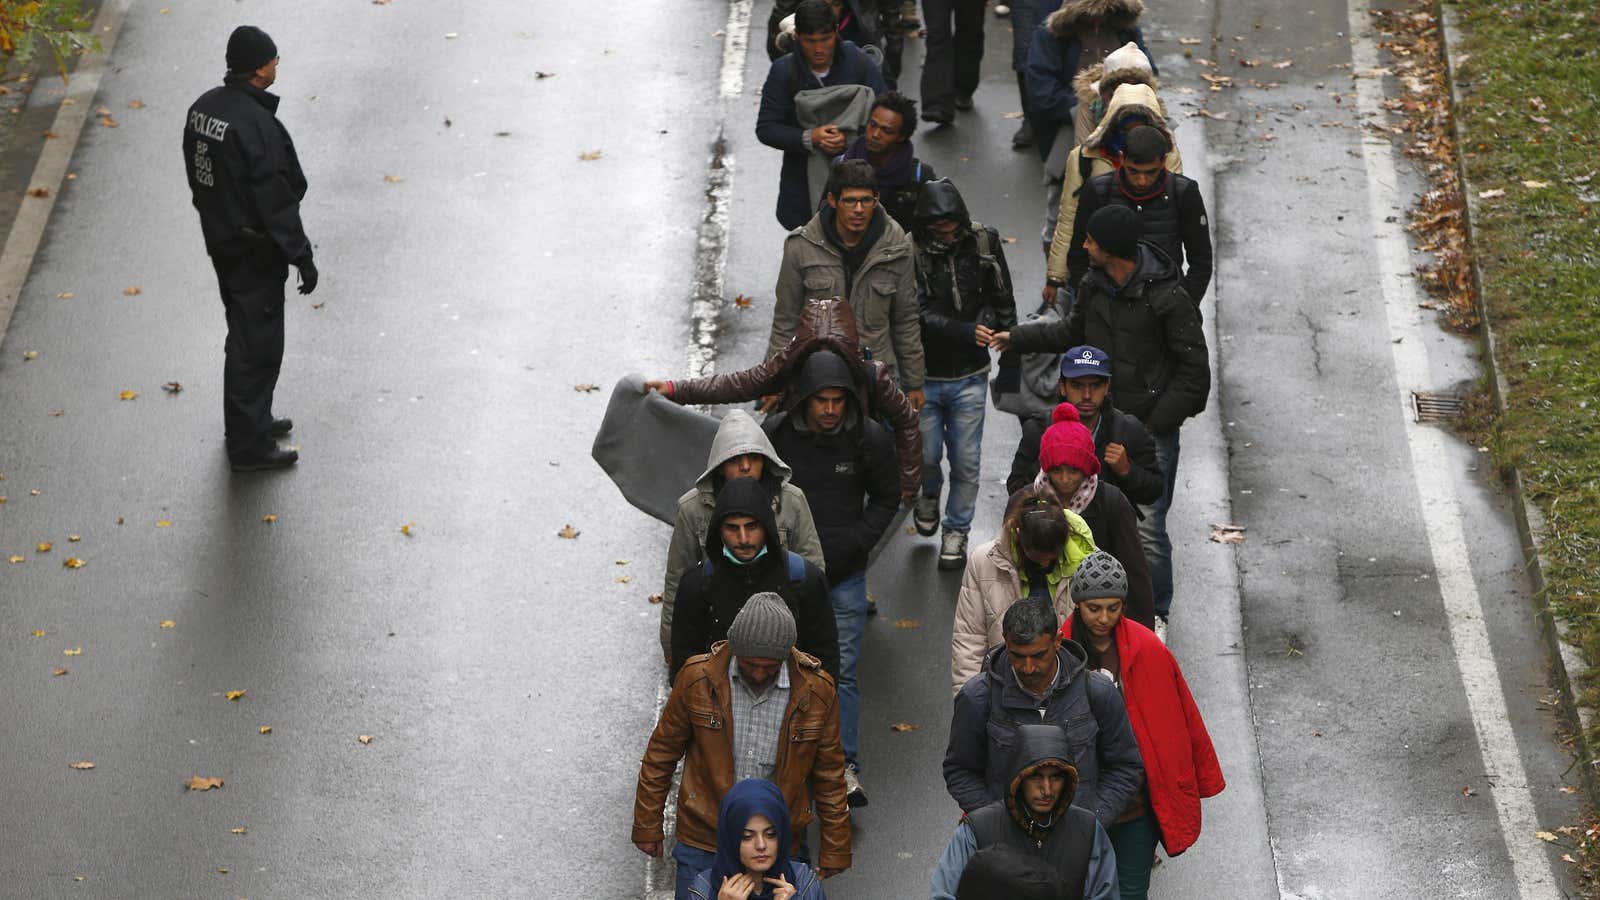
top-left (729, 656), bottom-right (791, 783)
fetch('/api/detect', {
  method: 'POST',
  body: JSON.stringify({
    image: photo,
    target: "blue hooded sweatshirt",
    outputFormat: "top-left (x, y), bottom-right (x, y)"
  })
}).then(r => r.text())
top-left (689, 779), bottom-right (826, 900)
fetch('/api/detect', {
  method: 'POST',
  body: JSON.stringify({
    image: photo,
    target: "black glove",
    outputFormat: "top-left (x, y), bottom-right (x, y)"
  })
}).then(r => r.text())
top-left (295, 259), bottom-right (318, 295)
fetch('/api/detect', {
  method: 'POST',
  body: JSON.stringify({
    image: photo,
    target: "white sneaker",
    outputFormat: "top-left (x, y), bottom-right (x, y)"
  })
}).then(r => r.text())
top-left (938, 530), bottom-right (968, 571)
top-left (844, 764), bottom-right (869, 808)
top-left (1154, 615), bottom-right (1169, 643)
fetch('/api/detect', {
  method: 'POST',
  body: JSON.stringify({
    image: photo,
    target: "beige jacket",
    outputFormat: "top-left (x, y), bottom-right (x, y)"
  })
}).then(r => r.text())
top-left (1046, 82), bottom-right (1182, 285)
top-left (768, 210), bottom-right (926, 390)
top-left (949, 512), bottom-right (1098, 696)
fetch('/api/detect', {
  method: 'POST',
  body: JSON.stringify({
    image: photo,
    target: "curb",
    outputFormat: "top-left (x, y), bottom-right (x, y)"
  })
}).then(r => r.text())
top-left (1435, 2), bottom-right (1600, 804)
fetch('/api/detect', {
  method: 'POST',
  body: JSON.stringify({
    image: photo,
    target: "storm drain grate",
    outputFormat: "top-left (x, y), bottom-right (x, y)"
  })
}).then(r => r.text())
top-left (1412, 391), bottom-right (1464, 423)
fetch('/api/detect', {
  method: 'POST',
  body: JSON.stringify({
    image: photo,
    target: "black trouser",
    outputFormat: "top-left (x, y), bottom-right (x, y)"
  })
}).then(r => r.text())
top-left (919, 0), bottom-right (986, 114)
top-left (873, 2), bottom-right (905, 87)
top-left (211, 252), bottom-right (287, 457)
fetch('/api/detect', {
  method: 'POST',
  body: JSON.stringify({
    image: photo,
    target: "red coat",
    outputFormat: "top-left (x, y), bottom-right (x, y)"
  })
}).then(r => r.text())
top-left (1062, 616), bottom-right (1225, 855)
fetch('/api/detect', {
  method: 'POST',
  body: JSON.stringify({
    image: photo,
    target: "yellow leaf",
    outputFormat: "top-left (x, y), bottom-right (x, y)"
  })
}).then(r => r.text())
top-left (225, 690), bottom-right (246, 701)
top-left (261, 514), bottom-right (278, 523)
top-left (63, 647), bottom-right (82, 656)
top-left (892, 618), bottom-right (921, 629)
top-left (118, 390), bottom-right (137, 400)
top-left (616, 575), bottom-right (633, 584)
top-left (122, 286), bottom-right (140, 296)
top-left (159, 620), bottom-right (176, 629)
top-left (400, 522), bottom-right (415, 536)
top-left (185, 775), bottom-right (224, 791)
top-left (8, 555), bottom-right (23, 564)
top-left (32, 630), bottom-right (47, 637)
top-left (216, 868), bottom-right (228, 874)
top-left (52, 667), bottom-right (68, 676)
top-left (69, 761), bottom-right (95, 770)
top-left (578, 150), bottom-right (603, 161)
top-left (156, 520), bottom-right (172, 528)
top-left (68, 534), bottom-right (80, 542)
top-left (128, 99), bottom-right (144, 109)
top-left (22, 350), bottom-right (38, 360)
top-left (259, 725), bottom-right (272, 734)
top-left (557, 524), bottom-right (580, 539)
top-left (231, 827), bottom-right (248, 835)
top-left (36, 542), bottom-right (52, 552)
top-left (383, 174), bottom-right (404, 183)
top-left (357, 734), bottom-right (373, 745)
top-left (63, 557), bottom-right (85, 568)
top-left (56, 291), bottom-right (74, 299)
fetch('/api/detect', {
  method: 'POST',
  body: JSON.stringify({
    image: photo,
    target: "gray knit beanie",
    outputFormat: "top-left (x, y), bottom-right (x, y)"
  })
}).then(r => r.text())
top-left (1070, 551), bottom-right (1128, 601)
top-left (727, 593), bottom-right (797, 660)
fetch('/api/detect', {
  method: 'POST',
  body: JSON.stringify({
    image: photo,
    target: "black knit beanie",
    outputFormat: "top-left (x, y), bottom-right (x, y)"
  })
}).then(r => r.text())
top-left (227, 26), bottom-right (278, 74)
top-left (1086, 205), bottom-right (1142, 261)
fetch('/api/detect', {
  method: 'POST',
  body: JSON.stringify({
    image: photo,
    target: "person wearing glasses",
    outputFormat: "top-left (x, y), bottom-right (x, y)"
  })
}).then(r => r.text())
top-left (768, 159), bottom-right (926, 413)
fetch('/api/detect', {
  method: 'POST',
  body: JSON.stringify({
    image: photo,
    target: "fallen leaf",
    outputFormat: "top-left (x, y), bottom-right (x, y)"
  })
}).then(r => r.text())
top-left (262, 514), bottom-right (278, 523)
top-left (68, 535), bottom-right (80, 542)
top-left (573, 383), bottom-right (600, 392)
top-left (36, 542), bottom-right (51, 552)
top-left (94, 104), bottom-right (110, 116)
top-left (216, 868), bottom-right (228, 874)
top-left (49, 410), bottom-right (64, 417)
top-left (64, 647), bottom-right (82, 656)
top-left (31, 630), bottom-right (46, 637)
top-left (53, 667), bottom-right (68, 676)
top-left (159, 620), bottom-right (176, 629)
top-left (31, 489), bottom-right (41, 495)
top-left (1561, 786), bottom-right (1578, 795)
top-left (63, 558), bottom-right (85, 569)
top-left (118, 390), bottom-right (137, 400)
top-left (444, 32), bottom-right (459, 39)
top-left (647, 593), bottom-right (664, 604)
top-left (8, 556), bottom-right (24, 564)
top-left (892, 618), bottom-right (921, 629)
top-left (1536, 830), bottom-right (1558, 842)
top-left (42, 130), bottom-right (57, 138)
top-left (1179, 37), bottom-right (1203, 45)
top-left (557, 524), bottom-right (580, 539)
top-left (56, 292), bottom-right (74, 299)
top-left (230, 827), bottom-right (248, 834)
top-left (1272, 59), bottom-right (1294, 68)
top-left (1001, 110), bottom-right (1024, 119)
top-left (311, 302), bottom-right (325, 309)
top-left (1461, 786), bottom-right (1477, 796)
top-left (535, 71), bottom-right (556, 79)
top-left (1520, 180), bottom-right (1549, 189)
top-left (259, 726), bottom-right (272, 735)
top-left (733, 294), bottom-right (754, 308)
top-left (156, 520), bottom-right (172, 528)
top-left (616, 575), bottom-right (633, 584)
top-left (1208, 524), bottom-right (1247, 544)
top-left (1354, 67), bottom-right (1393, 78)
top-left (1478, 188), bottom-right (1506, 199)
top-left (1196, 109), bottom-right (1231, 120)
top-left (890, 722), bottom-right (919, 732)
top-left (1239, 58), bottom-right (1262, 67)
top-left (357, 735), bottom-right (373, 745)
top-left (128, 99), bottom-right (144, 109)
top-left (27, 187), bottom-right (50, 198)
top-left (98, 116), bottom-right (119, 128)
top-left (70, 761), bottom-right (95, 770)
top-left (1002, 236), bottom-right (1018, 244)
top-left (383, 174), bottom-right (404, 183)
top-left (225, 690), bottom-right (246, 701)
top-left (578, 150), bottom-right (603, 161)
top-left (1563, 854), bottom-right (1577, 864)
top-left (400, 522), bottom-right (416, 536)
top-left (162, 381), bottom-right (182, 394)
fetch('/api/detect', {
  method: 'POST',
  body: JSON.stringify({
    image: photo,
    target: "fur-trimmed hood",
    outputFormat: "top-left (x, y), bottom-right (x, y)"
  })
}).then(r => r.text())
top-left (1072, 60), bottom-right (1161, 108)
top-left (1045, 0), bottom-right (1144, 37)
top-left (1083, 81), bottom-right (1172, 152)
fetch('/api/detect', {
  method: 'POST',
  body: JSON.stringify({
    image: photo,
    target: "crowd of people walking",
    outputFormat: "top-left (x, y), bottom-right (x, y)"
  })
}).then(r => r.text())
top-left (625, 1), bottom-right (1226, 896)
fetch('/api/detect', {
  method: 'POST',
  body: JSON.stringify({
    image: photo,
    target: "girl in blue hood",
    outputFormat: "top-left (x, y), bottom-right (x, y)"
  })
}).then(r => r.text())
top-left (689, 779), bottom-right (827, 900)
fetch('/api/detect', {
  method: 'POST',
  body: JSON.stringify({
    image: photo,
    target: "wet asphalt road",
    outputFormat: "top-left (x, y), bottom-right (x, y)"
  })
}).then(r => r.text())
top-left (0, 0), bottom-right (1586, 898)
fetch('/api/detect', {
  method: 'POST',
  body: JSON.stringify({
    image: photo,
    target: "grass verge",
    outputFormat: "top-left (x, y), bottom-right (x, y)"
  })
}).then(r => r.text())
top-left (1448, 0), bottom-right (1600, 742)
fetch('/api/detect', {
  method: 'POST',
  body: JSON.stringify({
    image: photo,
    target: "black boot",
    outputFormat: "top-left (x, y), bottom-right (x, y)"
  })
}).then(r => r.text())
top-left (230, 446), bottom-right (299, 472)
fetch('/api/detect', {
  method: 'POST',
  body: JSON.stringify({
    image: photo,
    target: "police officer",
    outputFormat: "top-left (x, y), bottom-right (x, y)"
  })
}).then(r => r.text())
top-left (184, 26), bottom-right (316, 471)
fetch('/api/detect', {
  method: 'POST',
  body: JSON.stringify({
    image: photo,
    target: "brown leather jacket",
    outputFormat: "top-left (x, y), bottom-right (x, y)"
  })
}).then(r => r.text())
top-left (633, 642), bottom-right (851, 871)
top-left (667, 298), bottom-right (923, 498)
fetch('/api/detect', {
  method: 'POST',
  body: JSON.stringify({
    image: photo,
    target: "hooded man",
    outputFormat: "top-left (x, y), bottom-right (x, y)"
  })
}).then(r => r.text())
top-left (671, 479), bottom-right (838, 681)
top-left (911, 178), bottom-right (1019, 570)
top-left (944, 597), bottom-right (1144, 823)
top-left (835, 91), bottom-right (937, 230)
top-left (634, 598), bottom-right (851, 893)
top-left (932, 725), bottom-right (1119, 900)
top-left (994, 207), bottom-right (1209, 630)
top-left (1024, 1), bottom-right (1154, 162)
top-left (659, 410), bottom-right (826, 662)
top-left (765, 349), bottom-right (899, 806)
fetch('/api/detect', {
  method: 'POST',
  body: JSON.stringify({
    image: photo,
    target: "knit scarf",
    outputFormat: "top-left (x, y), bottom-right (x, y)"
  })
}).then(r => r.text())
top-left (1033, 469), bottom-right (1099, 514)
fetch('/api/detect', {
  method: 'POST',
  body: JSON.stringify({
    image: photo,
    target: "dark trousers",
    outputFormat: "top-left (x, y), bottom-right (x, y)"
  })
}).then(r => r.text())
top-left (211, 253), bottom-right (287, 457)
top-left (874, 2), bottom-right (905, 87)
top-left (919, 0), bottom-right (986, 114)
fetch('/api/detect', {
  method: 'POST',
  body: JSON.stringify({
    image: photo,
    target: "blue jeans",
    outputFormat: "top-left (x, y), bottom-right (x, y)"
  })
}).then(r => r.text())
top-left (918, 373), bottom-right (988, 534)
top-left (830, 571), bottom-right (868, 767)
top-left (1138, 429), bottom-right (1180, 618)
top-left (1108, 812), bottom-right (1161, 899)
top-left (672, 842), bottom-right (715, 900)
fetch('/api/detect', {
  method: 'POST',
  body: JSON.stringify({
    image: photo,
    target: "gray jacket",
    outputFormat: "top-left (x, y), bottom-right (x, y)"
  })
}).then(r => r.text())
top-left (795, 83), bottom-right (878, 212)
top-left (660, 410), bottom-right (826, 655)
top-left (768, 210), bottom-right (926, 390)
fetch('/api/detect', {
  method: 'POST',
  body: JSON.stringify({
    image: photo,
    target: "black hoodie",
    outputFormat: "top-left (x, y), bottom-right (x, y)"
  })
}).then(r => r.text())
top-left (913, 179), bottom-right (1019, 380)
top-left (670, 477), bottom-right (838, 681)
top-left (765, 352), bottom-right (900, 580)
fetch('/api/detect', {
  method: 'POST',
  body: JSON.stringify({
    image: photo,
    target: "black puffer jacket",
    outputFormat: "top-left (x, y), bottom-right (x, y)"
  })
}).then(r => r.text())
top-left (764, 352), bottom-right (900, 580)
top-left (1008, 404), bottom-right (1164, 506)
top-left (1009, 244), bottom-right (1209, 434)
top-left (671, 478), bottom-right (838, 681)
top-left (184, 75), bottom-right (310, 264)
top-left (1070, 170), bottom-right (1213, 303)
top-left (914, 179), bottom-right (1019, 381)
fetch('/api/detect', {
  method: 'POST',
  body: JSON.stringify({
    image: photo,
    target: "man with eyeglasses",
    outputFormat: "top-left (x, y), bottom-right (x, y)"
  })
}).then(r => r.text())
top-left (184, 25), bottom-right (317, 472)
top-left (769, 159), bottom-right (926, 413)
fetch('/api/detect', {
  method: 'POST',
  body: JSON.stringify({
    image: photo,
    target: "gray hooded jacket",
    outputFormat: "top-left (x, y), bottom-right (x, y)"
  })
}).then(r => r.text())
top-left (660, 410), bottom-right (826, 655)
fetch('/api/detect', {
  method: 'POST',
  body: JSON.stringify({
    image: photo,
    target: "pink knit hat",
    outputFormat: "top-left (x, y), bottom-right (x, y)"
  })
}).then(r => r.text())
top-left (1038, 404), bottom-right (1101, 476)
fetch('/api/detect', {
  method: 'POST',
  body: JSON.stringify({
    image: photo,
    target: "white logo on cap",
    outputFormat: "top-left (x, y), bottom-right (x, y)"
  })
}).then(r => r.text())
top-left (1081, 350), bottom-right (1095, 360)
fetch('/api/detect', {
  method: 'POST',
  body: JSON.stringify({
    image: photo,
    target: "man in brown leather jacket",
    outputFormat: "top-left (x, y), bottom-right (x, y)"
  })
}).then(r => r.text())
top-left (633, 597), bottom-right (851, 894)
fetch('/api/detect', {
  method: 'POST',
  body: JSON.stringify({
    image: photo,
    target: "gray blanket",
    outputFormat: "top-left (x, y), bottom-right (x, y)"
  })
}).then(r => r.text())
top-left (795, 83), bottom-right (878, 212)
top-left (591, 375), bottom-right (905, 562)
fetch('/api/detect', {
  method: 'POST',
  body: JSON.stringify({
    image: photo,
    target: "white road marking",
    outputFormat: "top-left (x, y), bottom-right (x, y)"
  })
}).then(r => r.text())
top-left (0, 0), bottom-right (134, 346)
top-left (1349, 0), bottom-right (1563, 896)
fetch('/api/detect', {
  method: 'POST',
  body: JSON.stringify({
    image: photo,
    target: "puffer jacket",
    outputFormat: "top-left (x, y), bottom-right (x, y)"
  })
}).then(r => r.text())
top-left (950, 513), bottom-right (1098, 696)
top-left (1068, 168), bottom-right (1213, 303)
top-left (769, 207), bottom-right (926, 391)
top-left (1046, 82), bottom-right (1182, 286)
top-left (1024, 0), bottom-right (1153, 160)
top-left (1011, 243), bottom-right (1209, 434)
top-left (664, 298), bottom-right (922, 498)
top-left (660, 410), bottom-right (825, 655)
top-left (943, 641), bottom-right (1144, 824)
top-left (913, 179), bottom-right (1020, 381)
top-left (1062, 615), bottom-right (1225, 855)
top-left (633, 642), bottom-right (851, 872)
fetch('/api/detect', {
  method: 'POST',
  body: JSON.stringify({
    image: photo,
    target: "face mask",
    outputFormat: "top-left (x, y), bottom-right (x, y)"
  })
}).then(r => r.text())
top-left (723, 544), bottom-right (769, 566)
top-left (921, 234), bottom-right (957, 254)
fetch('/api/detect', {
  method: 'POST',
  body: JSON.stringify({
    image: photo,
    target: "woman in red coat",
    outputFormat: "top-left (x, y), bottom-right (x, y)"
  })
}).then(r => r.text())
top-left (1061, 550), bottom-right (1225, 899)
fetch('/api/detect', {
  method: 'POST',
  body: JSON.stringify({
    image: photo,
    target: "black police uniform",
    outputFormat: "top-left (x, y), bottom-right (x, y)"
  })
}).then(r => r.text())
top-left (184, 73), bottom-right (311, 462)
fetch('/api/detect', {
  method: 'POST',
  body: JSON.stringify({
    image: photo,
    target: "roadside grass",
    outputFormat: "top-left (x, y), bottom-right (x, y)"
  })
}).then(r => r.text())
top-left (1449, 0), bottom-right (1600, 742)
